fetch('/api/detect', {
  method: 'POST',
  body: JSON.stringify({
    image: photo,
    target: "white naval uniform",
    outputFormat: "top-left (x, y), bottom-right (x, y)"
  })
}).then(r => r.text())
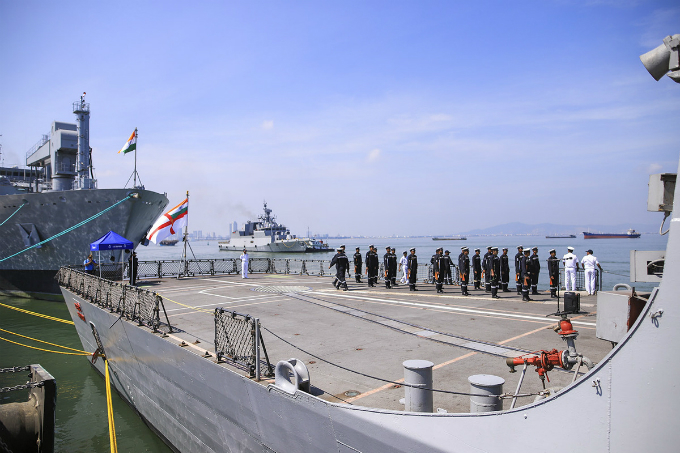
top-left (581, 254), bottom-right (600, 295)
top-left (399, 256), bottom-right (409, 283)
top-left (240, 252), bottom-right (249, 278)
top-left (563, 252), bottom-right (579, 291)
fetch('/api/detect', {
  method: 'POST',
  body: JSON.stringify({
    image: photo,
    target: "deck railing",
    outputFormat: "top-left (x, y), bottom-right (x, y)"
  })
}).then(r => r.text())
top-left (55, 267), bottom-right (173, 333)
top-left (69, 258), bottom-right (600, 291)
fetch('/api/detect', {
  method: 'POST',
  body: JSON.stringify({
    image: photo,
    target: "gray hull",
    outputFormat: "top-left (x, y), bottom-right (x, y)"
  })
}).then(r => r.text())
top-left (1, 189), bottom-right (168, 299)
top-left (61, 270), bottom-right (679, 453)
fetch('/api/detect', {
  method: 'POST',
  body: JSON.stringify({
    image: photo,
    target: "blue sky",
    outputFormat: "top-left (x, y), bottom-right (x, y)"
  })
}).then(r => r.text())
top-left (1, 1), bottom-right (679, 236)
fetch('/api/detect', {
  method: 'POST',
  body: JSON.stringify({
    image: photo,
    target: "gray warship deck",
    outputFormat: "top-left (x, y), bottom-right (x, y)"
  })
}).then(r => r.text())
top-left (136, 273), bottom-right (608, 414)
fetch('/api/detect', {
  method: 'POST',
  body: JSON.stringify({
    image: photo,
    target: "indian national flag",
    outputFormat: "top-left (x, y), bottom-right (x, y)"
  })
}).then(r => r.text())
top-left (147, 198), bottom-right (188, 244)
top-left (118, 129), bottom-right (137, 154)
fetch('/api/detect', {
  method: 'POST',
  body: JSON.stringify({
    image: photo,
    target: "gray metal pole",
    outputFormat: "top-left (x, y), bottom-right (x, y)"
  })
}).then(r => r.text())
top-left (403, 360), bottom-right (433, 413)
top-left (255, 318), bottom-right (261, 381)
top-left (469, 374), bottom-right (504, 413)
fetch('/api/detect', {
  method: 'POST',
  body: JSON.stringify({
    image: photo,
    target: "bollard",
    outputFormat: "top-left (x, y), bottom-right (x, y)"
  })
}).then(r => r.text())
top-left (468, 374), bottom-right (504, 413)
top-left (403, 360), bottom-right (434, 413)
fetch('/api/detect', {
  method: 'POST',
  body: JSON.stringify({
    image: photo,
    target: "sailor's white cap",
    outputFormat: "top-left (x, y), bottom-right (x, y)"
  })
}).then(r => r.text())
top-left (567, 246), bottom-right (574, 251)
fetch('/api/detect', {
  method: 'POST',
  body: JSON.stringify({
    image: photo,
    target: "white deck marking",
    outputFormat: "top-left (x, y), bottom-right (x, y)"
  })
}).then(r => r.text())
top-left (317, 292), bottom-right (596, 326)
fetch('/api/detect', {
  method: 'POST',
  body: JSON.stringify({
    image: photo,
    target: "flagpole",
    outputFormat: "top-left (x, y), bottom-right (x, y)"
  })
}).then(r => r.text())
top-left (181, 190), bottom-right (189, 278)
top-left (134, 128), bottom-right (138, 188)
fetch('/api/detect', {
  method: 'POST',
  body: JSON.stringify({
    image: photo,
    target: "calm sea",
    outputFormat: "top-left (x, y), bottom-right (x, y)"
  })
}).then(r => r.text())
top-left (0, 233), bottom-right (667, 451)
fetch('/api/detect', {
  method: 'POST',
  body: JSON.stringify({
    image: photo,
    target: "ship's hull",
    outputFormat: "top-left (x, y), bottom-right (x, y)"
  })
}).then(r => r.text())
top-left (59, 269), bottom-right (678, 453)
top-left (0, 189), bottom-right (168, 299)
top-left (583, 232), bottom-right (641, 239)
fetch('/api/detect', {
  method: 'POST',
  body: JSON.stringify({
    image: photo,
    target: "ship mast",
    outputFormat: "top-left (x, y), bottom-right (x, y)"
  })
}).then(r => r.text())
top-left (73, 93), bottom-right (95, 190)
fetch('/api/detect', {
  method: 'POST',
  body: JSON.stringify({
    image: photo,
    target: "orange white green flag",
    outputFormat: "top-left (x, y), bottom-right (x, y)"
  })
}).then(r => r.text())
top-left (147, 198), bottom-right (188, 244)
top-left (118, 129), bottom-right (137, 154)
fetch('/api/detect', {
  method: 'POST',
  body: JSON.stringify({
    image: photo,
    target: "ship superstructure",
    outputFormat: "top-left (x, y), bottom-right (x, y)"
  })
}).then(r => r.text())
top-left (218, 202), bottom-right (331, 252)
top-left (0, 94), bottom-right (168, 299)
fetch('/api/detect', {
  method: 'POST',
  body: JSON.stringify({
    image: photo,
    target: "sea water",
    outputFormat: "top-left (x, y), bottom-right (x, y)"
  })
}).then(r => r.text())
top-left (0, 233), bottom-right (667, 451)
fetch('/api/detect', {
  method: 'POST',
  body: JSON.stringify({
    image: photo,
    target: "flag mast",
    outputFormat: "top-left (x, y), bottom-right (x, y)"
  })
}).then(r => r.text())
top-left (133, 128), bottom-right (138, 188)
top-left (181, 190), bottom-right (189, 277)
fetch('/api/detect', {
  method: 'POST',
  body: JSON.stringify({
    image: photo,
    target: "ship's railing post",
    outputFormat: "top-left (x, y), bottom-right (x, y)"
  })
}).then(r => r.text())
top-left (255, 317), bottom-right (261, 381)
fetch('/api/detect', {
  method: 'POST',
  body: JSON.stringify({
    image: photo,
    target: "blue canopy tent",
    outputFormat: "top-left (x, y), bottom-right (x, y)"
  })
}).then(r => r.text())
top-left (90, 231), bottom-right (134, 278)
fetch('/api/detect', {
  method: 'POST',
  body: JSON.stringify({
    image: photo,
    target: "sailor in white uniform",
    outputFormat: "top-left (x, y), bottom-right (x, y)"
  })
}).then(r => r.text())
top-left (562, 246), bottom-right (579, 291)
top-left (581, 249), bottom-right (602, 295)
top-left (240, 249), bottom-right (249, 278)
top-left (399, 251), bottom-right (409, 283)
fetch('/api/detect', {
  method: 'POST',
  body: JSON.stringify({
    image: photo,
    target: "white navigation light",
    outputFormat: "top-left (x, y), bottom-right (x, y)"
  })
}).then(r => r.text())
top-left (640, 34), bottom-right (680, 83)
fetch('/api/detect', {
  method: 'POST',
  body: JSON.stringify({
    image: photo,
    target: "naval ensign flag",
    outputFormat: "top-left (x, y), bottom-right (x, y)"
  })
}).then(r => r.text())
top-left (147, 198), bottom-right (188, 244)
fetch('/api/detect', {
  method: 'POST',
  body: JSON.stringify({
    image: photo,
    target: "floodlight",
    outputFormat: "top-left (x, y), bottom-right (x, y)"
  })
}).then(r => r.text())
top-left (640, 34), bottom-right (680, 83)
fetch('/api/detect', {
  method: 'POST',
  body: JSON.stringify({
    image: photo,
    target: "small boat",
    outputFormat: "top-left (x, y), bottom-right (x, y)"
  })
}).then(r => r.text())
top-left (159, 238), bottom-right (179, 246)
top-left (583, 229), bottom-right (641, 239)
top-left (432, 236), bottom-right (467, 241)
top-left (546, 234), bottom-right (576, 238)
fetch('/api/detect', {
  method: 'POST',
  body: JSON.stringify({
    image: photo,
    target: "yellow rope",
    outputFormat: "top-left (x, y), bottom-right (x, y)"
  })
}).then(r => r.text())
top-left (0, 327), bottom-right (88, 353)
top-left (0, 301), bottom-right (74, 325)
top-left (105, 359), bottom-right (118, 453)
top-left (0, 336), bottom-right (90, 355)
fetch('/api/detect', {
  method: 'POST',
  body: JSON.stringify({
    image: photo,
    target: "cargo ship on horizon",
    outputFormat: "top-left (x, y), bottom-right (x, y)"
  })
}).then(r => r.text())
top-left (583, 229), bottom-right (641, 239)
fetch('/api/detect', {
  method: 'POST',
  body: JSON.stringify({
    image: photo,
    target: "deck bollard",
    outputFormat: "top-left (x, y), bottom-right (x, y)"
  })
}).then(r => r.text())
top-left (403, 360), bottom-right (434, 413)
top-left (468, 374), bottom-right (504, 413)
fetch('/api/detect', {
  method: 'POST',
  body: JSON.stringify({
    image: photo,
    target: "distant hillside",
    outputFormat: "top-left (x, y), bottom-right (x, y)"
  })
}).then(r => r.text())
top-left (455, 222), bottom-right (658, 236)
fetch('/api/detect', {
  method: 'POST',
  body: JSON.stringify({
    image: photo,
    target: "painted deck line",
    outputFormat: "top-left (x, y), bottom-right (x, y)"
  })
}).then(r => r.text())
top-left (318, 292), bottom-right (597, 326)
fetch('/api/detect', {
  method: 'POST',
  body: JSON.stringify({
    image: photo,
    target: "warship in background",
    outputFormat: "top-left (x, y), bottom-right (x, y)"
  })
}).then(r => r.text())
top-left (0, 94), bottom-right (168, 300)
top-left (218, 202), bottom-right (332, 252)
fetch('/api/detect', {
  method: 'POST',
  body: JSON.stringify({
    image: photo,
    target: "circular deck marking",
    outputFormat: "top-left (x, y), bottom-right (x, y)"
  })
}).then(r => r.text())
top-left (251, 285), bottom-right (311, 293)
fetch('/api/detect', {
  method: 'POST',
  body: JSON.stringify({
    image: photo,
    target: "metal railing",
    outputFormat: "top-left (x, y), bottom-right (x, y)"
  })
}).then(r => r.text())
top-left (559, 269), bottom-right (602, 292)
top-left (55, 267), bottom-right (173, 333)
top-left (130, 257), bottom-right (449, 283)
top-left (214, 308), bottom-right (273, 379)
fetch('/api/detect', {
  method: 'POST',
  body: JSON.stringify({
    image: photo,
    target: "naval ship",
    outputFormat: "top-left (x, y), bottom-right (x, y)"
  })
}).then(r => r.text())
top-left (218, 202), bottom-right (331, 252)
top-left (0, 95), bottom-right (168, 300)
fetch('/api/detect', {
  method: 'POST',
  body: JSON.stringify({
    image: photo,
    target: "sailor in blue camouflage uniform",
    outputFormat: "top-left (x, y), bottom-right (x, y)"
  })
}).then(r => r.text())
top-left (547, 248), bottom-right (560, 298)
top-left (353, 247), bottom-right (363, 283)
top-left (514, 246), bottom-right (524, 295)
top-left (520, 248), bottom-right (532, 301)
top-left (443, 250), bottom-right (454, 285)
top-left (482, 246), bottom-right (493, 292)
top-left (329, 248), bottom-right (349, 291)
top-left (433, 248), bottom-right (445, 293)
top-left (530, 247), bottom-right (540, 295)
top-left (472, 248), bottom-right (482, 290)
top-left (490, 246), bottom-right (501, 299)
top-left (458, 246), bottom-right (470, 296)
top-left (366, 245), bottom-right (379, 287)
top-left (500, 247), bottom-right (511, 292)
top-left (390, 247), bottom-right (398, 287)
top-left (407, 248), bottom-right (418, 291)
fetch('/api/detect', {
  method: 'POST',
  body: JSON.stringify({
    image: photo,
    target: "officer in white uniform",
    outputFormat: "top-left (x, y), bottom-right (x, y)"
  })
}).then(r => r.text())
top-left (399, 251), bottom-right (409, 283)
top-left (581, 249), bottom-right (602, 295)
top-left (240, 249), bottom-right (249, 278)
top-left (562, 246), bottom-right (579, 291)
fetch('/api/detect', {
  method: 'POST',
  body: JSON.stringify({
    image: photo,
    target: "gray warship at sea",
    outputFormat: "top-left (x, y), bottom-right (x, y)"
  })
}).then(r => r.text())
top-left (0, 95), bottom-right (169, 300)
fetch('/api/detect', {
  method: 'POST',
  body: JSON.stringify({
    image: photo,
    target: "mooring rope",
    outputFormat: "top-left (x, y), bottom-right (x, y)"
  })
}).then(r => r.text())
top-left (0, 194), bottom-right (133, 263)
top-left (0, 336), bottom-right (90, 356)
top-left (0, 301), bottom-right (75, 324)
top-left (0, 201), bottom-right (27, 227)
top-left (0, 327), bottom-right (88, 353)
top-left (105, 359), bottom-right (119, 453)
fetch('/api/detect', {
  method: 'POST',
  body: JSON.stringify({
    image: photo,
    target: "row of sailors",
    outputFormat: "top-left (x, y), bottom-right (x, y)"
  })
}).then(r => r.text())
top-left (330, 245), bottom-right (602, 299)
